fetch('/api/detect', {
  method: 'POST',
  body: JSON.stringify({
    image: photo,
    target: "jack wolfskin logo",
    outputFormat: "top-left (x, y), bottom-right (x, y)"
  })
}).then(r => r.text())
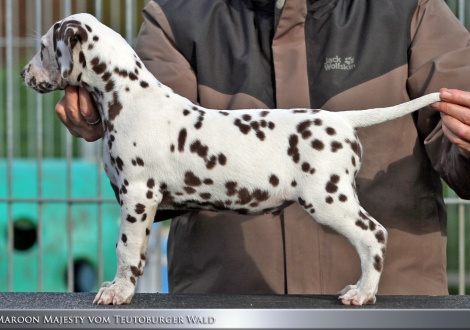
top-left (324, 56), bottom-right (356, 71)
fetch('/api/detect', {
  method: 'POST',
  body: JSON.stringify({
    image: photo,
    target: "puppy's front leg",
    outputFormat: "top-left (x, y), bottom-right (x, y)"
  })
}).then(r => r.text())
top-left (94, 184), bottom-right (158, 305)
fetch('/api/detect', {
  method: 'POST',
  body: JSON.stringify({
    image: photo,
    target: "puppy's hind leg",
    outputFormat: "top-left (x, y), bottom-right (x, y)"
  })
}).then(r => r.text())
top-left (299, 181), bottom-right (387, 306)
top-left (93, 183), bottom-right (159, 305)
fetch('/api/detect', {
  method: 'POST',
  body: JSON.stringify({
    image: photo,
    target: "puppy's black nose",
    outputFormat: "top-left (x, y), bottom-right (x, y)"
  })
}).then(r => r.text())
top-left (20, 67), bottom-right (26, 79)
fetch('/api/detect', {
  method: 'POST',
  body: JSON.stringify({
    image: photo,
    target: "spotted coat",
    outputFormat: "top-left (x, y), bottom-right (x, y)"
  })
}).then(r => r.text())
top-left (21, 13), bottom-right (441, 307)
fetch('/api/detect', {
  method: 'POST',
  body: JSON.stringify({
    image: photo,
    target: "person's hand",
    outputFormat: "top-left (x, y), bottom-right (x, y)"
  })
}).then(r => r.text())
top-left (55, 86), bottom-right (104, 142)
top-left (431, 88), bottom-right (470, 158)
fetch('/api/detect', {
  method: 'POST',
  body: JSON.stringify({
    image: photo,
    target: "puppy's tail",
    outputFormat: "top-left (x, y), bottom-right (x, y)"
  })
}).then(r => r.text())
top-left (340, 92), bottom-right (441, 128)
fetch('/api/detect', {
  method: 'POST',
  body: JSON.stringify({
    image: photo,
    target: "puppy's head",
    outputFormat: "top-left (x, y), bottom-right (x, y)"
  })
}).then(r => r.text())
top-left (21, 14), bottom-right (97, 93)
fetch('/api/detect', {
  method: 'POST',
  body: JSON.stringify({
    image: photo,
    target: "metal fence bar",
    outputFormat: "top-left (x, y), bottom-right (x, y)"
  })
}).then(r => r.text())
top-left (63, 0), bottom-right (73, 294)
top-left (0, 198), bottom-right (117, 203)
top-left (457, 0), bottom-right (467, 297)
top-left (94, 0), bottom-right (104, 288)
top-left (35, 0), bottom-right (44, 293)
top-left (445, 196), bottom-right (467, 295)
top-left (125, 0), bottom-right (133, 44)
top-left (6, 0), bottom-right (14, 292)
top-left (458, 203), bottom-right (466, 295)
top-left (459, 0), bottom-right (466, 26)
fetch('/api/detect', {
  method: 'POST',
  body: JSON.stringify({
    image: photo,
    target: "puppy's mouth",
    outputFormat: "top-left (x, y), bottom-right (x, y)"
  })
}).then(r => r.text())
top-left (23, 77), bottom-right (61, 94)
top-left (21, 66), bottom-right (64, 94)
top-left (33, 82), bottom-right (55, 94)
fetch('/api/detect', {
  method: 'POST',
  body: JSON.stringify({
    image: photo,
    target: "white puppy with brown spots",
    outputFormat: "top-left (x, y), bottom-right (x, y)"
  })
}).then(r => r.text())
top-left (22, 13), bottom-right (441, 306)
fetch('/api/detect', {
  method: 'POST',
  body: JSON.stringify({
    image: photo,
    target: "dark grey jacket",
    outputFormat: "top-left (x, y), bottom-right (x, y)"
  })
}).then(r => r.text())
top-left (134, 0), bottom-right (470, 294)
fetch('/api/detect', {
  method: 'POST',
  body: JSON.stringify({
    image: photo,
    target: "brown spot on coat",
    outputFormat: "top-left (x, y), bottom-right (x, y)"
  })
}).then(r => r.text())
top-left (102, 71), bottom-right (111, 81)
top-left (185, 171), bottom-right (202, 186)
top-left (298, 197), bottom-right (313, 209)
top-left (269, 174), bottom-right (279, 187)
top-left (225, 181), bottom-right (238, 196)
top-left (135, 203), bottom-right (145, 214)
top-left (178, 128), bottom-right (187, 152)
top-left (131, 266), bottom-right (140, 277)
top-left (374, 255), bottom-right (383, 272)
top-left (297, 120), bottom-right (311, 134)
top-left (203, 179), bottom-right (214, 185)
top-left (256, 130), bottom-right (266, 141)
top-left (356, 220), bottom-right (368, 230)
top-left (78, 51), bottom-right (86, 68)
top-left (105, 79), bottom-right (115, 92)
top-left (326, 127), bottom-right (336, 135)
top-left (331, 141), bottom-right (343, 152)
top-left (190, 140), bottom-right (208, 158)
top-left (326, 183), bottom-right (338, 196)
top-left (200, 193), bottom-right (212, 200)
top-left (90, 57), bottom-right (106, 74)
top-left (218, 153), bottom-right (227, 165)
top-left (234, 119), bottom-right (251, 134)
top-left (375, 231), bottom-right (386, 243)
top-left (135, 157), bottom-right (144, 166)
top-left (206, 156), bottom-right (217, 169)
top-left (116, 157), bottom-right (124, 171)
top-left (346, 139), bottom-right (362, 159)
top-left (287, 134), bottom-right (300, 163)
top-left (302, 162), bottom-right (311, 172)
top-left (108, 92), bottom-right (123, 120)
top-left (184, 187), bottom-right (196, 194)
top-left (114, 67), bottom-right (128, 77)
top-left (311, 139), bottom-right (324, 151)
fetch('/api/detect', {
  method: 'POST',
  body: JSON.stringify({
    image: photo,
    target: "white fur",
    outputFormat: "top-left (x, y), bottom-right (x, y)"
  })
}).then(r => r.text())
top-left (22, 13), bottom-right (441, 306)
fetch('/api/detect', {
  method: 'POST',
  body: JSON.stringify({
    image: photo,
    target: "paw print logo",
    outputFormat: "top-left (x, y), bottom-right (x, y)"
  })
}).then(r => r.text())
top-left (344, 57), bottom-right (355, 66)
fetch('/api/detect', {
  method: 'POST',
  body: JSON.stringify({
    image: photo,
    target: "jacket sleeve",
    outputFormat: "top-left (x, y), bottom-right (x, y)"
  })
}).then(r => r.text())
top-left (132, 1), bottom-right (198, 221)
top-left (407, 0), bottom-right (470, 199)
top-left (134, 1), bottom-right (198, 104)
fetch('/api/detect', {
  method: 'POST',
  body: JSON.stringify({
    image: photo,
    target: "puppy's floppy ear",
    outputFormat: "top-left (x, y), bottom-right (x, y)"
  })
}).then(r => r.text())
top-left (53, 19), bottom-right (89, 79)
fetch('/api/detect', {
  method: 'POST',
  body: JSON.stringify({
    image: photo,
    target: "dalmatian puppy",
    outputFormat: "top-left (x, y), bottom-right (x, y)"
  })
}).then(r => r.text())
top-left (21, 13), bottom-right (441, 306)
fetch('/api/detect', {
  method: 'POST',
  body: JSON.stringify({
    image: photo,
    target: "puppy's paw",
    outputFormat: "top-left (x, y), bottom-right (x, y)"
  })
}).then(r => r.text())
top-left (338, 284), bottom-right (376, 306)
top-left (93, 280), bottom-right (135, 305)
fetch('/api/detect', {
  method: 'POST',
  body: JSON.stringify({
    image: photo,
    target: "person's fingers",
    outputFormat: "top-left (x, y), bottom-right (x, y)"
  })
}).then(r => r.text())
top-left (55, 86), bottom-right (104, 141)
top-left (55, 87), bottom-right (82, 137)
top-left (78, 87), bottom-right (101, 125)
top-left (431, 88), bottom-right (470, 126)
top-left (441, 112), bottom-right (470, 157)
top-left (440, 88), bottom-right (470, 109)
